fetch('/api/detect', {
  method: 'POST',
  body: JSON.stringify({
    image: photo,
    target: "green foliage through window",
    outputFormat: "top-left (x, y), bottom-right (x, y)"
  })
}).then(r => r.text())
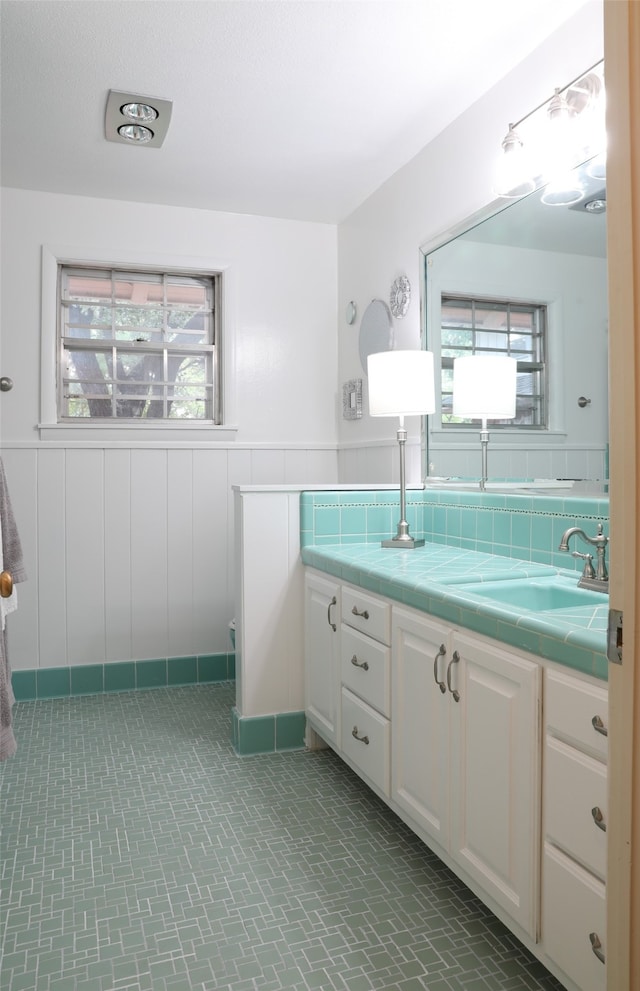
top-left (59, 267), bottom-right (220, 422)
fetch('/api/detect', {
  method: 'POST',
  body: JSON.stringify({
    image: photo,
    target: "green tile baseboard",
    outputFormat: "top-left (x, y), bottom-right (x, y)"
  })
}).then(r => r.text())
top-left (11, 653), bottom-right (236, 702)
top-left (231, 706), bottom-right (306, 755)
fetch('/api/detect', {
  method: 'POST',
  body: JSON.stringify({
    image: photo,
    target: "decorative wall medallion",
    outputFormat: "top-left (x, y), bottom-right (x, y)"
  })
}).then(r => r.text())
top-left (390, 275), bottom-right (411, 318)
top-left (342, 378), bottom-right (363, 419)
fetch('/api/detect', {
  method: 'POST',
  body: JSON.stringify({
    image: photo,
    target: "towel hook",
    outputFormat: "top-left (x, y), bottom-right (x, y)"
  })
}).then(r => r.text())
top-left (0, 377), bottom-right (13, 392)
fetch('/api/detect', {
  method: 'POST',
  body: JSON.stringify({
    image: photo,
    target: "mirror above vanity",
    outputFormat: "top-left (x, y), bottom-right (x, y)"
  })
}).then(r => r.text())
top-left (422, 155), bottom-right (608, 492)
top-left (421, 64), bottom-right (608, 493)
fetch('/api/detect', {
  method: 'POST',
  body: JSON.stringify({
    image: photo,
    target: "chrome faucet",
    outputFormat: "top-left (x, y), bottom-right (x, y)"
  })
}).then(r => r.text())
top-left (558, 523), bottom-right (609, 593)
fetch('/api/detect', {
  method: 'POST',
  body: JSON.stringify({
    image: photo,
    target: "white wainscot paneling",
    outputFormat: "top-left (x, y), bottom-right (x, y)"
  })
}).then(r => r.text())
top-left (167, 449), bottom-right (195, 658)
top-left (2, 443), bottom-right (339, 671)
top-left (36, 449), bottom-right (68, 668)
top-left (130, 450), bottom-right (169, 660)
top-left (193, 449), bottom-right (230, 655)
top-left (104, 449), bottom-right (132, 663)
top-left (234, 488), bottom-right (304, 717)
top-left (66, 449), bottom-right (106, 665)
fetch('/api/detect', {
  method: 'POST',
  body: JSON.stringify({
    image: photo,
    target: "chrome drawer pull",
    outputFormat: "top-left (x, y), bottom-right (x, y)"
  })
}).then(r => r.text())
top-left (327, 596), bottom-right (337, 632)
top-left (351, 605), bottom-right (369, 619)
top-left (350, 654), bottom-right (369, 671)
top-left (352, 726), bottom-right (369, 745)
top-left (446, 650), bottom-right (460, 702)
top-left (591, 806), bottom-right (606, 832)
top-left (592, 714), bottom-right (608, 737)
top-left (433, 644), bottom-right (447, 694)
top-left (589, 932), bottom-right (605, 964)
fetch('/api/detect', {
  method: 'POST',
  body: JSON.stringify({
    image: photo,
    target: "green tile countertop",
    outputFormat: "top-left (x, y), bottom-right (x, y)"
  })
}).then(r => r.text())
top-left (301, 542), bottom-right (608, 681)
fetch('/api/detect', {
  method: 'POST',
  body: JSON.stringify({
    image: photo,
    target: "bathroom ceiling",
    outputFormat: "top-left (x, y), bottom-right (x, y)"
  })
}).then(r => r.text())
top-left (0, 0), bottom-right (594, 224)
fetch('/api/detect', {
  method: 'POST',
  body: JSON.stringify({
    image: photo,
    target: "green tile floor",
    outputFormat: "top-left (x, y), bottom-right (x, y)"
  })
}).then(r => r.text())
top-left (0, 685), bottom-right (565, 991)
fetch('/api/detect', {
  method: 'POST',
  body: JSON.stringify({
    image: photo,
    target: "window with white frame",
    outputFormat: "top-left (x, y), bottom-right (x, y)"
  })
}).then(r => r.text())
top-left (440, 294), bottom-right (547, 428)
top-left (58, 266), bottom-right (220, 422)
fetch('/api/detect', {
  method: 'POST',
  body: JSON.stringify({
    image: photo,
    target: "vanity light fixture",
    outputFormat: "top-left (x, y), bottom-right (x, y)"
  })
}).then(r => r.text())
top-left (453, 355), bottom-right (517, 491)
top-left (105, 90), bottom-right (173, 148)
top-left (495, 62), bottom-right (605, 203)
top-left (367, 350), bottom-right (435, 548)
top-left (493, 124), bottom-right (536, 198)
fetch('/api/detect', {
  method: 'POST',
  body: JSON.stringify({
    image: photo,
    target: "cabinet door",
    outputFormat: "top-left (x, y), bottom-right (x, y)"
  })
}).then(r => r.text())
top-left (304, 572), bottom-right (341, 748)
top-left (392, 607), bottom-right (451, 849)
top-left (449, 631), bottom-right (541, 939)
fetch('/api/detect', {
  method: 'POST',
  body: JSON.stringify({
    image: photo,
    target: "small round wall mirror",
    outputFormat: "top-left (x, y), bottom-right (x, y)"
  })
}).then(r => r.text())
top-left (359, 299), bottom-right (393, 373)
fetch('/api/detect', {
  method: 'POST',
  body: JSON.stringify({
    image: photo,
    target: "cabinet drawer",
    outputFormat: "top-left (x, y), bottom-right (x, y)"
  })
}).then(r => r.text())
top-left (545, 736), bottom-right (607, 880)
top-left (545, 669), bottom-right (608, 761)
top-left (543, 843), bottom-right (606, 991)
top-left (341, 586), bottom-right (390, 645)
top-left (341, 625), bottom-right (391, 717)
top-left (341, 687), bottom-right (390, 797)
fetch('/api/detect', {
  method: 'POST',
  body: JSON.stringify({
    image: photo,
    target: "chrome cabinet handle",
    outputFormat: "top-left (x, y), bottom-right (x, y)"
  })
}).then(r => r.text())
top-left (352, 726), bottom-right (369, 745)
top-left (446, 650), bottom-right (460, 702)
top-left (350, 654), bottom-right (369, 671)
top-left (592, 714), bottom-right (608, 737)
top-left (589, 932), bottom-right (605, 964)
top-left (591, 806), bottom-right (606, 832)
top-left (433, 644), bottom-right (447, 694)
top-left (351, 605), bottom-right (369, 619)
top-left (327, 596), bottom-right (337, 631)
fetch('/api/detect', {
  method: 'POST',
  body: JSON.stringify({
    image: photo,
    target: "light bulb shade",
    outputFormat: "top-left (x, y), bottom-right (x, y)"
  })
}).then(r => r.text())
top-left (453, 355), bottom-right (517, 420)
top-left (367, 350), bottom-right (435, 417)
top-left (494, 124), bottom-right (535, 198)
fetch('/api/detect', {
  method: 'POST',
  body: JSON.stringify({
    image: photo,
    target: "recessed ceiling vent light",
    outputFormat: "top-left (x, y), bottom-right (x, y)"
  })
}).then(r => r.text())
top-left (121, 102), bottom-right (158, 123)
top-left (105, 90), bottom-right (172, 148)
top-left (118, 124), bottom-right (154, 143)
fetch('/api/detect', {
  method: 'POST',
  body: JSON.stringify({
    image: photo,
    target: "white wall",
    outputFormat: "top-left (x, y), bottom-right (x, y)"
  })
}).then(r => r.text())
top-left (0, 189), bottom-right (339, 670)
top-left (337, 0), bottom-right (604, 484)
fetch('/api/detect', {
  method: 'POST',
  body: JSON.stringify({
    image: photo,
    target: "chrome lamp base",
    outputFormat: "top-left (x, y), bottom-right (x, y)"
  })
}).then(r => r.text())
top-left (382, 535), bottom-right (425, 549)
top-left (381, 424), bottom-right (424, 549)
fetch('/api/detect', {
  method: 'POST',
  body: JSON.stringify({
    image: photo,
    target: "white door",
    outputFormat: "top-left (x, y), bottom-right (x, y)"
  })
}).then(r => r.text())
top-left (392, 607), bottom-right (451, 849)
top-left (304, 571), bottom-right (341, 748)
top-left (449, 631), bottom-right (541, 938)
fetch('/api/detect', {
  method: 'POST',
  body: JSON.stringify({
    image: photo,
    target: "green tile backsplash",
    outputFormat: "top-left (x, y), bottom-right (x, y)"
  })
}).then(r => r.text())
top-left (300, 489), bottom-right (608, 573)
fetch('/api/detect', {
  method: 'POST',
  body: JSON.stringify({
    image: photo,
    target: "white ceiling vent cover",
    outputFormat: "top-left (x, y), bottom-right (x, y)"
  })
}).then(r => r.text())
top-left (105, 90), bottom-right (173, 148)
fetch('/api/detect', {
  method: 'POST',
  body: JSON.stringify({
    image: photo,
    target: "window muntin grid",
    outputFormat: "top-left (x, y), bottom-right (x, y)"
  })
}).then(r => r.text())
top-left (59, 266), bottom-right (219, 422)
top-left (440, 294), bottom-right (547, 428)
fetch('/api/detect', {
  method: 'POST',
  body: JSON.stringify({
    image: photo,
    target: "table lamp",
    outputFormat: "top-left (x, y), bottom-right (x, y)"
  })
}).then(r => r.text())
top-left (367, 350), bottom-right (435, 548)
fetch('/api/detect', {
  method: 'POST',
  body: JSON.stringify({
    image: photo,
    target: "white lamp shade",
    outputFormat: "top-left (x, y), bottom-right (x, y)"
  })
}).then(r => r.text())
top-left (453, 355), bottom-right (517, 420)
top-left (367, 350), bottom-right (435, 417)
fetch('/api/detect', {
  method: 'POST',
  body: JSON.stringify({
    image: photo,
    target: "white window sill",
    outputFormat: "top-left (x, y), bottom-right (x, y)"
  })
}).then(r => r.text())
top-left (38, 422), bottom-right (239, 445)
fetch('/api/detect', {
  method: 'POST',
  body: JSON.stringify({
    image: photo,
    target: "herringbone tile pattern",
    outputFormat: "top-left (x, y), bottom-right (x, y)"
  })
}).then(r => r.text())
top-left (0, 685), bottom-right (564, 990)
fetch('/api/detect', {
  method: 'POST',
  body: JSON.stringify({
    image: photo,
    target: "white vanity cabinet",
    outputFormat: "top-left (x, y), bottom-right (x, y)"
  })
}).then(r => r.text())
top-left (392, 607), bottom-right (541, 939)
top-left (339, 585), bottom-right (392, 797)
top-left (542, 669), bottom-right (608, 991)
top-left (304, 571), bottom-right (341, 749)
top-left (303, 567), bottom-right (610, 990)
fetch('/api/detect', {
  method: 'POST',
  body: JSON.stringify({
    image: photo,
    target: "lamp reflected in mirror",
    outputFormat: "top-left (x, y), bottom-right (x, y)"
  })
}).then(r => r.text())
top-left (453, 355), bottom-right (517, 491)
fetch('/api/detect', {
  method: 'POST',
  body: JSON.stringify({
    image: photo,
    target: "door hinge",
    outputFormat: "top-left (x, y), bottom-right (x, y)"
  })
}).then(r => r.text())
top-left (607, 608), bottom-right (623, 665)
